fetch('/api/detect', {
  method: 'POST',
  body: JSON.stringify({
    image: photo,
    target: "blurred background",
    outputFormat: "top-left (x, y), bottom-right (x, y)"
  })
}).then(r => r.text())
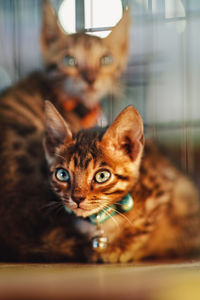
top-left (0, 0), bottom-right (199, 185)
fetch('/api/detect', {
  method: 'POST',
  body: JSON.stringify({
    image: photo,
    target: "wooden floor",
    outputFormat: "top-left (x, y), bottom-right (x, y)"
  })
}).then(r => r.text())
top-left (0, 260), bottom-right (200, 300)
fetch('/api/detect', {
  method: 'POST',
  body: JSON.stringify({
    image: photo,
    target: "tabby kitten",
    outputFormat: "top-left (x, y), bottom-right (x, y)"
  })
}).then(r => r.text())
top-left (43, 102), bottom-right (200, 263)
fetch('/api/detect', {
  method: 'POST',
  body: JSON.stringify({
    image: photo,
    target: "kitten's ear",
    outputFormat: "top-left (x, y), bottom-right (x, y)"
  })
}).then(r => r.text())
top-left (102, 106), bottom-right (144, 162)
top-left (104, 9), bottom-right (130, 55)
top-left (41, 0), bottom-right (65, 54)
top-left (43, 101), bottom-right (72, 164)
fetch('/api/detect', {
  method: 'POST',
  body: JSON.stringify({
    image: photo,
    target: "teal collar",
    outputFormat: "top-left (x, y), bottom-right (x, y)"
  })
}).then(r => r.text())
top-left (89, 193), bottom-right (134, 225)
top-left (65, 193), bottom-right (134, 225)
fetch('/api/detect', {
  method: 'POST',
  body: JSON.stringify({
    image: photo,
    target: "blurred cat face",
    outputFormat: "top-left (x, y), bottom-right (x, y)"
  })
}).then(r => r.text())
top-left (41, 1), bottom-right (130, 108)
top-left (57, 33), bottom-right (122, 108)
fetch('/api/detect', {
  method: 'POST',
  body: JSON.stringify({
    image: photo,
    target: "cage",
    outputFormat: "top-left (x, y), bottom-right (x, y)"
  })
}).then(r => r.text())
top-left (0, 1), bottom-right (200, 298)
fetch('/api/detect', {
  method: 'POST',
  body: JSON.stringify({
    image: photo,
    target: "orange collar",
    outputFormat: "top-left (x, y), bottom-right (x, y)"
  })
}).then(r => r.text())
top-left (62, 97), bottom-right (102, 129)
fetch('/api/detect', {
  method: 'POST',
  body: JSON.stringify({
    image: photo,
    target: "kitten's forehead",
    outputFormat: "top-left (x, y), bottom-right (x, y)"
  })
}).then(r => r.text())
top-left (59, 129), bottom-right (105, 168)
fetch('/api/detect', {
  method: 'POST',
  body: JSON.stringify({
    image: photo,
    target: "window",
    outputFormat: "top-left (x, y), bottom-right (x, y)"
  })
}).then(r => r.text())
top-left (58, 0), bottom-right (123, 38)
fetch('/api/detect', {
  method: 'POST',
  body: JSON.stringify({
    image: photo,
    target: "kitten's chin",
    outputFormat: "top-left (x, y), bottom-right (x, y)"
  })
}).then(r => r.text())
top-left (73, 208), bottom-right (93, 218)
top-left (70, 205), bottom-right (102, 218)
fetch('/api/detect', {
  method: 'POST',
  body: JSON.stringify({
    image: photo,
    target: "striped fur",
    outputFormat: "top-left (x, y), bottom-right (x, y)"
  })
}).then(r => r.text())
top-left (0, 1), bottom-right (130, 262)
top-left (0, 94), bottom-right (199, 262)
top-left (44, 103), bottom-right (200, 262)
top-left (41, 0), bottom-right (130, 108)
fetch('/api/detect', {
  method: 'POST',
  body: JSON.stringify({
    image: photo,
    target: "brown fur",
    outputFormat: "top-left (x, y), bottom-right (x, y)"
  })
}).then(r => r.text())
top-left (43, 102), bottom-right (200, 263)
top-left (0, 0), bottom-right (130, 262)
top-left (0, 0), bottom-right (130, 135)
top-left (41, 0), bottom-right (130, 108)
top-left (0, 96), bottom-right (199, 262)
top-left (0, 1), bottom-right (199, 263)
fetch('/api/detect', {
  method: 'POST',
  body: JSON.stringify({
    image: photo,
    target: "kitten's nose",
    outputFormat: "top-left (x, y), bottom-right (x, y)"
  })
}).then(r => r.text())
top-left (72, 195), bottom-right (85, 204)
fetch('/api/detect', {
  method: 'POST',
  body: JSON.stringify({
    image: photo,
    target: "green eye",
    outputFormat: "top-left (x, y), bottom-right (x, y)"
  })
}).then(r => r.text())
top-left (95, 170), bottom-right (111, 183)
top-left (55, 168), bottom-right (70, 182)
top-left (63, 55), bottom-right (77, 67)
top-left (100, 54), bottom-right (113, 66)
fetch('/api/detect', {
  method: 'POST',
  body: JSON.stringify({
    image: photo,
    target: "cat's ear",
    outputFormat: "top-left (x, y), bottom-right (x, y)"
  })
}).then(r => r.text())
top-left (43, 101), bottom-right (72, 164)
top-left (102, 106), bottom-right (144, 162)
top-left (41, 0), bottom-right (65, 55)
top-left (104, 9), bottom-right (130, 56)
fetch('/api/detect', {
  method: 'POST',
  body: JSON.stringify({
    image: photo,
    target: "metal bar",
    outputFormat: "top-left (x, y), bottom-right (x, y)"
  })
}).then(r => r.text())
top-left (144, 122), bottom-right (200, 130)
top-left (75, 0), bottom-right (85, 31)
top-left (84, 26), bottom-right (112, 32)
top-left (83, 10), bottom-right (200, 33)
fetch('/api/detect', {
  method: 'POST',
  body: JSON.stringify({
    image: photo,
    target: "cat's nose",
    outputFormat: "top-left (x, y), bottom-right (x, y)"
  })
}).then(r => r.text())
top-left (81, 70), bottom-right (96, 86)
top-left (86, 77), bottom-right (95, 86)
top-left (71, 195), bottom-right (86, 204)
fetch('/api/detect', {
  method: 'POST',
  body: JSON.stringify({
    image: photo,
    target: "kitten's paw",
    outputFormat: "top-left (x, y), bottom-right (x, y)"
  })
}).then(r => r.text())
top-left (91, 248), bottom-right (133, 263)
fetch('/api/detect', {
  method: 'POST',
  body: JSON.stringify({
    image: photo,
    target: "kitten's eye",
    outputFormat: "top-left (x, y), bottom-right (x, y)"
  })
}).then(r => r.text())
top-left (100, 54), bottom-right (113, 66)
top-left (63, 55), bottom-right (77, 67)
top-left (95, 170), bottom-right (111, 183)
top-left (55, 168), bottom-right (70, 182)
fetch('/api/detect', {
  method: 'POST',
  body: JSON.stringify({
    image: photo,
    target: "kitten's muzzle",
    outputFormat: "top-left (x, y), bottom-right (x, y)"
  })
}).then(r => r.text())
top-left (71, 195), bottom-right (86, 205)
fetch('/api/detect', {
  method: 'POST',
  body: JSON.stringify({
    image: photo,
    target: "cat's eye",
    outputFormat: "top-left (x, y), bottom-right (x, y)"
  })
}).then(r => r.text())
top-left (100, 54), bottom-right (113, 66)
top-left (95, 170), bottom-right (111, 183)
top-left (55, 168), bottom-right (70, 182)
top-left (63, 55), bottom-right (77, 67)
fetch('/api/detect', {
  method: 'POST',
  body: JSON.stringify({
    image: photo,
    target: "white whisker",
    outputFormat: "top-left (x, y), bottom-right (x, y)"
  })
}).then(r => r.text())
top-left (110, 207), bottom-right (133, 226)
top-left (114, 202), bottom-right (124, 206)
top-left (102, 208), bottom-right (120, 229)
top-left (41, 201), bottom-right (59, 210)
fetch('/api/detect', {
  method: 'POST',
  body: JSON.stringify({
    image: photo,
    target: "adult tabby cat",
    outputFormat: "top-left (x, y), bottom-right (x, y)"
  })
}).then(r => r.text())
top-left (0, 0), bottom-right (130, 134)
top-left (41, 0), bottom-right (129, 107)
top-left (39, 0), bottom-right (129, 129)
top-left (0, 99), bottom-right (199, 262)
